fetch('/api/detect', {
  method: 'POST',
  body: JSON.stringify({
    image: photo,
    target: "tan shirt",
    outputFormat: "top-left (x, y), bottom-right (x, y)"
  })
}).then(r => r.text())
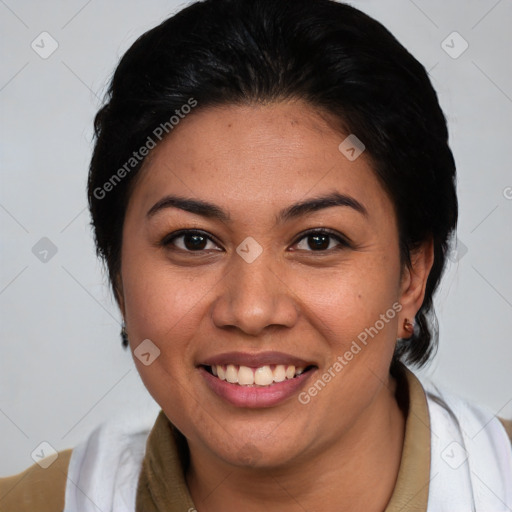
top-left (1, 366), bottom-right (511, 511)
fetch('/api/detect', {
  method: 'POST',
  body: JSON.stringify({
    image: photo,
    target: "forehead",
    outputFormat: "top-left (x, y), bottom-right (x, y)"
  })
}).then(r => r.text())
top-left (127, 100), bottom-right (391, 222)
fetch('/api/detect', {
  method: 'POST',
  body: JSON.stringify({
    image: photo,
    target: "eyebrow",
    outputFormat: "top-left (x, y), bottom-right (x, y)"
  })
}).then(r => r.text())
top-left (146, 191), bottom-right (367, 224)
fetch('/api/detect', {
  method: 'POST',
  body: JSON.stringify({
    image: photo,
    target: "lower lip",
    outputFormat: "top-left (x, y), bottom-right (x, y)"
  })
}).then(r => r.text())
top-left (199, 366), bottom-right (316, 408)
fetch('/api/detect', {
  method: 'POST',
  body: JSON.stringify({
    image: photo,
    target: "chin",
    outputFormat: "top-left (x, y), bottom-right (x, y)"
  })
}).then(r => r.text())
top-left (208, 429), bottom-right (310, 471)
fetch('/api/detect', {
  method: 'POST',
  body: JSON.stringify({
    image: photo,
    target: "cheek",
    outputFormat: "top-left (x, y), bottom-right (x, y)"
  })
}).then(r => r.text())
top-left (120, 250), bottom-right (214, 423)
top-left (297, 254), bottom-right (401, 342)
top-left (119, 244), bottom-right (218, 398)
top-left (121, 247), bottom-right (210, 340)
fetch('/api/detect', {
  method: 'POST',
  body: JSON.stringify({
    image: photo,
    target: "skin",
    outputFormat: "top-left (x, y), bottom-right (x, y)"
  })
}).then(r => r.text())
top-left (118, 99), bottom-right (433, 511)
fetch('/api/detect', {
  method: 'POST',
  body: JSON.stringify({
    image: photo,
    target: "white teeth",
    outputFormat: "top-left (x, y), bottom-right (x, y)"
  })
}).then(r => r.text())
top-left (254, 366), bottom-right (274, 385)
top-left (238, 365), bottom-right (254, 385)
top-left (273, 364), bottom-right (286, 382)
top-left (211, 363), bottom-right (308, 386)
top-left (225, 364), bottom-right (238, 383)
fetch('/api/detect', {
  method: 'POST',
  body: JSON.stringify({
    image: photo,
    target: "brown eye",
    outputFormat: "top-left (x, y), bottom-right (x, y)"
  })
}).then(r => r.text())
top-left (162, 230), bottom-right (221, 252)
top-left (293, 229), bottom-right (350, 252)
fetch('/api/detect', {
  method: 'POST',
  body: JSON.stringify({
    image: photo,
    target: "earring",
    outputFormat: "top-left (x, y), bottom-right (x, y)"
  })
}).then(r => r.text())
top-left (121, 323), bottom-right (129, 348)
top-left (403, 318), bottom-right (414, 334)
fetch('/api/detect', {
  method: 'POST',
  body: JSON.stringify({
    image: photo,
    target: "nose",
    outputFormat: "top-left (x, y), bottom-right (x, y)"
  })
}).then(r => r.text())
top-left (210, 246), bottom-right (299, 336)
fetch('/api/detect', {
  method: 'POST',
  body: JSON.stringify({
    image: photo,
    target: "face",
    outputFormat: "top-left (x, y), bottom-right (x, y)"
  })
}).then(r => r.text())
top-left (119, 100), bottom-right (421, 470)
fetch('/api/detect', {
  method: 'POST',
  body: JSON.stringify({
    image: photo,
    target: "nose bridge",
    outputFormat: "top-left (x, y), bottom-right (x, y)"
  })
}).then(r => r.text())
top-left (211, 242), bottom-right (298, 335)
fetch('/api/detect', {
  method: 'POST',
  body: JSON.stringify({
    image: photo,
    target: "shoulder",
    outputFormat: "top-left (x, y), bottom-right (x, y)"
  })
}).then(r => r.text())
top-left (0, 449), bottom-right (72, 512)
top-left (416, 374), bottom-right (512, 469)
top-left (499, 417), bottom-right (512, 444)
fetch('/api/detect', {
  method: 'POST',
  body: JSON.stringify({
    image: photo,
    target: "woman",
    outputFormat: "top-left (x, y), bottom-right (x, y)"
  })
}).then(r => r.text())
top-left (1, 0), bottom-right (511, 510)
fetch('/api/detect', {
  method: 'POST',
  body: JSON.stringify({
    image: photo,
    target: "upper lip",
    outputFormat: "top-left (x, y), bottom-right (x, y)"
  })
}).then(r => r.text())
top-left (200, 351), bottom-right (316, 368)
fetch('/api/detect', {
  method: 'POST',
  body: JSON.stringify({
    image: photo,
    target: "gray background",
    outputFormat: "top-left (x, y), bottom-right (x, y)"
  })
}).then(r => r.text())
top-left (1, 0), bottom-right (511, 475)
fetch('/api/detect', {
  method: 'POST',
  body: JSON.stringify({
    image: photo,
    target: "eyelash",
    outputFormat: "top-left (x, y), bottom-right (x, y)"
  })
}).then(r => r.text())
top-left (160, 228), bottom-right (351, 254)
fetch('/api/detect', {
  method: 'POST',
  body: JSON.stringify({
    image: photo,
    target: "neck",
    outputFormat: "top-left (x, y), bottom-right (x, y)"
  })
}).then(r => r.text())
top-left (186, 373), bottom-right (406, 512)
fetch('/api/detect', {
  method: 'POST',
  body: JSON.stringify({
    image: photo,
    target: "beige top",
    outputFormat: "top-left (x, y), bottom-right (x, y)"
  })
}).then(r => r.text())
top-left (1, 365), bottom-right (511, 511)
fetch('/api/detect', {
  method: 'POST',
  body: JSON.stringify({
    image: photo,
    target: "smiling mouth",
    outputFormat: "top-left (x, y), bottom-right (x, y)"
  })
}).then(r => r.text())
top-left (202, 364), bottom-right (316, 386)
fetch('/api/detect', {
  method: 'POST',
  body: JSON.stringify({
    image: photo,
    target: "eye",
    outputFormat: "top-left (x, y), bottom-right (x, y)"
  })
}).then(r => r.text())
top-left (292, 229), bottom-right (351, 252)
top-left (160, 228), bottom-right (351, 254)
top-left (161, 230), bottom-right (222, 252)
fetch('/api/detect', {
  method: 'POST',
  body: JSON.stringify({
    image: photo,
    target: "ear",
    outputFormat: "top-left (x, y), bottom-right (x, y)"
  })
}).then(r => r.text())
top-left (398, 237), bottom-right (434, 338)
